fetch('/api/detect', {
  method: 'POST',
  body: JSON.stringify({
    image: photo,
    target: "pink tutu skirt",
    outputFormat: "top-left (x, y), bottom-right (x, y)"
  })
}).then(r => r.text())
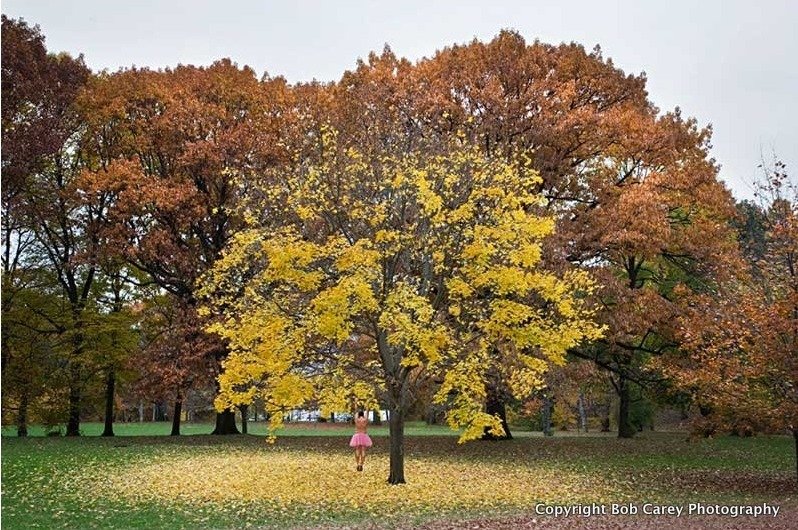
top-left (349, 432), bottom-right (372, 448)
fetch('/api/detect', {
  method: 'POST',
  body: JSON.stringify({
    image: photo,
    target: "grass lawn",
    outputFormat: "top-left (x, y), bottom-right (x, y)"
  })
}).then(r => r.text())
top-left (1, 424), bottom-right (796, 529)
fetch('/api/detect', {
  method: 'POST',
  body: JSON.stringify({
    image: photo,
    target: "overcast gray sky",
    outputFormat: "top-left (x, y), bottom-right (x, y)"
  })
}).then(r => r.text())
top-left (4, 0), bottom-right (796, 201)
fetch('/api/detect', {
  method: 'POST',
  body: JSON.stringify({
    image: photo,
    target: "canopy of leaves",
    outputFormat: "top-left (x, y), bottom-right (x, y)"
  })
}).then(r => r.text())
top-left (200, 127), bottom-right (604, 441)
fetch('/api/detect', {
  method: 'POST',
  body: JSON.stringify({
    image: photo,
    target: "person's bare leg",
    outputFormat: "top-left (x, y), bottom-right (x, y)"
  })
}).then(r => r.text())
top-left (354, 448), bottom-right (359, 469)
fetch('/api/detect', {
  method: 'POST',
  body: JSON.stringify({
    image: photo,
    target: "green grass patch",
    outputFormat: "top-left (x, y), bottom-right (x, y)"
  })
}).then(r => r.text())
top-left (1, 431), bottom-right (794, 529)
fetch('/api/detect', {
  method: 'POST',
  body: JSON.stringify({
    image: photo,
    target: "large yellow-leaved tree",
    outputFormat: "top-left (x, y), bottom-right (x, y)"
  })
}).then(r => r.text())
top-left (199, 128), bottom-right (604, 483)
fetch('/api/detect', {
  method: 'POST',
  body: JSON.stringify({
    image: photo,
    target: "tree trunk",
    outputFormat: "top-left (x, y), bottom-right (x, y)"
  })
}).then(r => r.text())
top-left (617, 376), bottom-right (635, 438)
top-left (541, 395), bottom-right (554, 437)
top-left (17, 391), bottom-right (28, 437)
top-left (601, 394), bottom-right (612, 432)
top-left (211, 352), bottom-right (239, 433)
top-left (425, 407), bottom-right (437, 425)
top-left (66, 309), bottom-right (86, 437)
top-left (330, 412), bottom-right (335, 423)
top-left (138, 401), bottom-right (144, 422)
top-left (482, 387), bottom-right (512, 440)
top-left (154, 402), bottom-right (167, 421)
top-left (240, 404), bottom-right (248, 434)
top-left (211, 408), bottom-right (239, 435)
top-left (792, 428), bottom-right (798, 485)
top-left (171, 391), bottom-right (182, 436)
top-left (577, 392), bottom-right (588, 433)
top-left (101, 367), bottom-right (115, 437)
top-left (65, 362), bottom-right (81, 436)
top-left (388, 403), bottom-right (405, 484)
top-left (372, 409), bottom-right (382, 425)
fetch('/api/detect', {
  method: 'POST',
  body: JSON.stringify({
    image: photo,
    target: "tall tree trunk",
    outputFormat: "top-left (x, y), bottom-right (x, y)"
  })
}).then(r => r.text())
top-left (171, 389), bottom-right (182, 436)
top-left (388, 402), bottom-right (405, 484)
top-left (211, 408), bottom-right (239, 435)
top-left (138, 401), bottom-right (144, 422)
top-left (17, 391), bottom-right (28, 437)
top-left (577, 392), bottom-right (588, 433)
top-left (330, 412), bottom-right (335, 423)
top-left (66, 309), bottom-right (86, 437)
top-left (793, 428), bottom-right (798, 485)
top-left (372, 409), bottom-right (382, 425)
top-left (541, 395), bottom-right (554, 437)
top-left (617, 376), bottom-right (635, 438)
top-left (239, 404), bottom-right (248, 434)
top-left (65, 362), bottom-right (81, 436)
top-left (481, 386), bottom-right (512, 440)
top-left (101, 287), bottom-right (124, 438)
top-left (101, 367), bottom-right (115, 437)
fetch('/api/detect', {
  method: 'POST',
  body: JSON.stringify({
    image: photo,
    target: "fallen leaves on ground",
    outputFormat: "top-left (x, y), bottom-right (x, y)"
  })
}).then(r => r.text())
top-left (99, 446), bottom-right (610, 513)
top-left (2, 433), bottom-right (795, 529)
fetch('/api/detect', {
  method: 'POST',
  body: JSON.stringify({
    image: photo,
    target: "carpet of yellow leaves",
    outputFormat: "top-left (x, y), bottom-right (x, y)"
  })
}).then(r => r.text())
top-left (5, 434), bottom-right (791, 528)
top-left (98, 446), bottom-right (612, 515)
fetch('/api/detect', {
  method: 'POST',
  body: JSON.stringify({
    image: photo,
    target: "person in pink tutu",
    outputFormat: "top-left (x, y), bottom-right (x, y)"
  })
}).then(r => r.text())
top-left (349, 410), bottom-right (372, 471)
